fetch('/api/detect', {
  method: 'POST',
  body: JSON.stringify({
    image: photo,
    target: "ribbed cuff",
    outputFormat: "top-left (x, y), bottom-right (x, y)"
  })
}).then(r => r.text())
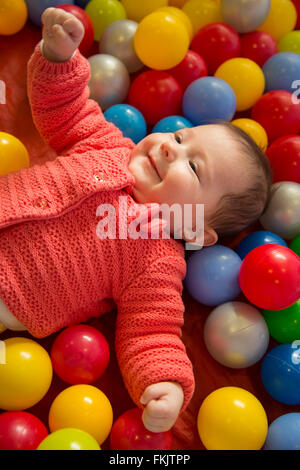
top-left (37, 40), bottom-right (80, 73)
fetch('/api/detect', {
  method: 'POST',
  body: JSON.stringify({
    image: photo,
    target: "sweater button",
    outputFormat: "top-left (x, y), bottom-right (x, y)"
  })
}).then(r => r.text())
top-left (33, 197), bottom-right (49, 209)
top-left (93, 172), bottom-right (105, 183)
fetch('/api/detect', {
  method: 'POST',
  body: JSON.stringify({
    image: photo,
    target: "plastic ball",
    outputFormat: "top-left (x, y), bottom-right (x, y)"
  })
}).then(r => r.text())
top-left (75, 0), bottom-right (90, 7)
top-left (239, 244), bottom-right (300, 311)
top-left (261, 344), bottom-right (300, 405)
top-left (290, 235), bottom-right (300, 257)
top-left (251, 90), bottom-right (300, 143)
top-left (236, 230), bottom-right (288, 259)
top-left (152, 116), bottom-right (193, 134)
top-left (260, 182), bottom-right (300, 240)
top-left (184, 245), bottom-right (242, 307)
top-left (166, 50), bottom-right (208, 92)
top-left (26, 0), bottom-right (74, 27)
top-left (0, 338), bottom-right (53, 411)
top-left (48, 384), bottom-right (113, 445)
top-left (85, 0), bottom-right (126, 41)
top-left (257, 0), bottom-right (297, 42)
top-left (197, 387), bottom-right (268, 450)
top-left (231, 118), bottom-right (268, 151)
top-left (104, 104), bottom-right (147, 144)
top-left (128, 71), bottom-right (182, 126)
top-left (99, 20), bottom-right (143, 74)
top-left (37, 428), bottom-right (101, 450)
top-left (55, 4), bottom-right (94, 56)
top-left (0, 0), bottom-right (28, 35)
top-left (120, 0), bottom-right (168, 22)
top-left (266, 135), bottom-right (300, 184)
top-left (204, 301), bottom-right (269, 369)
top-left (292, 0), bottom-right (300, 29)
top-left (156, 6), bottom-right (193, 42)
top-left (182, 0), bottom-right (222, 36)
top-left (88, 54), bottom-right (130, 111)
top-left (215, 58), bottom-right (265, 112)
top-left (279, 31), bottom-right (300, 55)
top-left (0, 412), bottom-right (48, 450)
top-left (263, 52), bottom-right (300, 94)
top-left (109, 408), bottom-right (173, 450)
top-left (134, 11), bottom-right (189, 71)
top-left (170, 0), bottom-right (190, 7)
top-left (264, 413), bottom-right (300, 450)
top-left (0, 132), bottom-right (30, 176)
top-left (264, 299), bottom-right (300, 343)
top-left (50, 324), bottom-right (110, 385)
top-left (221, 0), bottom-right (271, 33)
top-left (182, 77), bottom-right (236, 125)
top-left (240, 31), bottom-right (278, 68)
top-left (190, 22), bottom-right (241, 76)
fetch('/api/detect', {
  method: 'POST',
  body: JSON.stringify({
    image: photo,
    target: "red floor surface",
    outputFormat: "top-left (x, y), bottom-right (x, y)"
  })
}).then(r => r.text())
top-left (0, 21), bottom-right (299, 451)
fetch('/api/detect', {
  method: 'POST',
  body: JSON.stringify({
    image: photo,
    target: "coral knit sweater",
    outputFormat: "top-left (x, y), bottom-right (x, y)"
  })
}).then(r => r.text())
top-left (0, 42), bottom-right (195, 410)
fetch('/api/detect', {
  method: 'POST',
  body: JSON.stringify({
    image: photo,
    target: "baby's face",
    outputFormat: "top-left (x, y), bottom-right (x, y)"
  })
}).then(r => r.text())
top-left (128, 124), bottom-right (250, 242)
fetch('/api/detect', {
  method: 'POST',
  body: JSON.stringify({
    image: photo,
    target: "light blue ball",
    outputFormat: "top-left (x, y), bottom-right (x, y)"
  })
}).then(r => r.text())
top-left (236, 231), bottom-right (288, 259)
top-left (25, 0), bottom-right (74, 26)
top-left (263, 52), bottom-right (300, 93)
top-left (182, 77), bottom-right (236, 126)
top-left (152, 116), bottom-right (193, 134)
top-left (184, 245), bottom-right (242, 306)
top-left (104, 104), bottom-right (147, 144)
top-left (264, 413), bottom-right (300, 450)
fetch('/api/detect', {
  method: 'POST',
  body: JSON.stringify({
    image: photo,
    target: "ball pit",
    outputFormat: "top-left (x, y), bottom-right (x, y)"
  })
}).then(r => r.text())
top-left (1, 0), bottom-right (300, 452)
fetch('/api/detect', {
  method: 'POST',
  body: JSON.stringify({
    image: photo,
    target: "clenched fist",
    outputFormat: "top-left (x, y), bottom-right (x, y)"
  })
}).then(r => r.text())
top-left (41, 7), bottom-right (85, 62)
top-left (140, 382), bottom-right (184, 433)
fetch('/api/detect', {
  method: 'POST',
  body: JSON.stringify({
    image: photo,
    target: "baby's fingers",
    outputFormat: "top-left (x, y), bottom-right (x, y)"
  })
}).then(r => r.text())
top-left (63, 17), bottom-right (84, 41)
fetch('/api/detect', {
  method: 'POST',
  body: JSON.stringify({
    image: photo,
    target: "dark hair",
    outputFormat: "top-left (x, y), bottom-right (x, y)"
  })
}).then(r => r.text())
top-left (207, 121), bottom-right (273, 238)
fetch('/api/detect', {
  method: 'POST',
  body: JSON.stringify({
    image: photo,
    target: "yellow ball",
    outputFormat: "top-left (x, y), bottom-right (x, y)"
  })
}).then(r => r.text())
top-left (257, 0), bottom-right (297, 42)
top-left (0, 0), bottom-right (28, 36)
top-left (169, 0), bottom-right (190, 7)
top-left (231, 118), bottom-right (268, 152)
top-left (197, 387), bottom-right (268, 450)
top-left (0, 132), bottom-right (30, 175)
top-left (0, 338), bottom-right (53, 411)
top-left (49, 385), bottom-right (113, 445)
top-left (134, 11), bottom-right (190, 70)
top-left (156, 7), bottom-right (193, 42)
top-left (183, 0), bottom-right (222, 36)
top-left (120, 0), bottom-right (168, 22)
top-left (215, 58), bottom-right (265, 112)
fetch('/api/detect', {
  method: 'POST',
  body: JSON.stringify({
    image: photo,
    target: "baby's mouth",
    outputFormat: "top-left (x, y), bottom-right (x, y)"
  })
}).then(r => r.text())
top-left (148, 152), bottom-right (161, 180)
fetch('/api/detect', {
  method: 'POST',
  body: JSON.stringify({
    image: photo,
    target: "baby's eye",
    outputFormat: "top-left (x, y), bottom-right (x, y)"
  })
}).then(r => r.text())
top-left (189, 161), bottom-right (197, 175)
top-left (174, 133), bottom-right (182, 144)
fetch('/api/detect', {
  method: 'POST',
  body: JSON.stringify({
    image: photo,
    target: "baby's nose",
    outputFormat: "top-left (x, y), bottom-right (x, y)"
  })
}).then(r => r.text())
top-left (161, 142), bottom-right (175, 160)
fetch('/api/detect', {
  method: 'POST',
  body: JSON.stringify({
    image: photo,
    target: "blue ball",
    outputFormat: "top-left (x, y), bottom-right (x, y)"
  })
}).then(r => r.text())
top-left (184, 245), bottom-right (242, 306)
top-left (236, 231), bottom-right (288, 259)
top-left (104, 104), bottom-right (147, 144)
top-left (182, 77), bottom-right (236, 126)
top-left (261, 344), bottom-right (300, 405)
top-left (264, 413), bottom-right (300, 450)
top-left (74, 0), bottom-right (90, 7)
top-left (26, 0), bottom-right (74, 26)
top-left (152, 116), bottom-right (193, 134)
top-left (263, 52), bottom-right (300, 94)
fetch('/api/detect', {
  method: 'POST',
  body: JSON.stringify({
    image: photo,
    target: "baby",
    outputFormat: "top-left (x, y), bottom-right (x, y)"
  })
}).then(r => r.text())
top-left (0, 8), bottom-right (272, 433)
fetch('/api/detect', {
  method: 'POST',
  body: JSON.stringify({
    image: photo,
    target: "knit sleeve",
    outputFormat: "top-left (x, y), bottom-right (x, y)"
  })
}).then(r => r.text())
top-left (27, 42), bottom-right (134, 156)
top-left (115, 254), bottom-right (195, 413)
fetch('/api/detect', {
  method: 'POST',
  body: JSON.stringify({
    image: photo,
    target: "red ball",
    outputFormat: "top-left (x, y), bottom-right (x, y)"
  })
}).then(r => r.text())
top-left (128, 71), bottom-right (182, 126)
top-left (239, 244), bottom-right (300, 310)
top-left (165, 50), bottom-right (208, 92)
top-left (292, 0), bottom-right (300, 29)
top-left (50, 324), bottom-right (110, 384)
top-left (0, 411), bottom-right (48, 450)
top-left (240, 31), bottom-right (278, 67)
top-left (251, 90), bottom-right (300, 143)
top-left (56, 4), bottom-right (94, 56)
top-left (109, 408), bottom-right (173, 450)
top-left (266, 135), bottom-right (300, 184)
top-left (190, 22), bottom-right (241, 75)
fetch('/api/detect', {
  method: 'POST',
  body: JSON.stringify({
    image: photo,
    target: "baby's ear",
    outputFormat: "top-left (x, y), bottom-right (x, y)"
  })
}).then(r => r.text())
top-left (203, 227), bottom-right (218, 247)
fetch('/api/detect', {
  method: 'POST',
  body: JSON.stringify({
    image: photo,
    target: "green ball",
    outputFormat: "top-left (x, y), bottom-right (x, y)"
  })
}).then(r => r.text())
top-left (264, 299), bottom-right (300, 343)
top-left (278, 31), bottom-right (300, 54)
top-left (85, 0), bottom-right (127, 41)
top-left (37, 428), bottom-right (101, 450)
top-left (290, 235), bottom-right (300, 258)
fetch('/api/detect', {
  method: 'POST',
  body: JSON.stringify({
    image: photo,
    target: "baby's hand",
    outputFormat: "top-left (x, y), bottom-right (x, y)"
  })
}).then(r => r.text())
top-left (41, 7), bottom-right (85, 62)
top-left (140, 382), bottom-right (184, 433)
